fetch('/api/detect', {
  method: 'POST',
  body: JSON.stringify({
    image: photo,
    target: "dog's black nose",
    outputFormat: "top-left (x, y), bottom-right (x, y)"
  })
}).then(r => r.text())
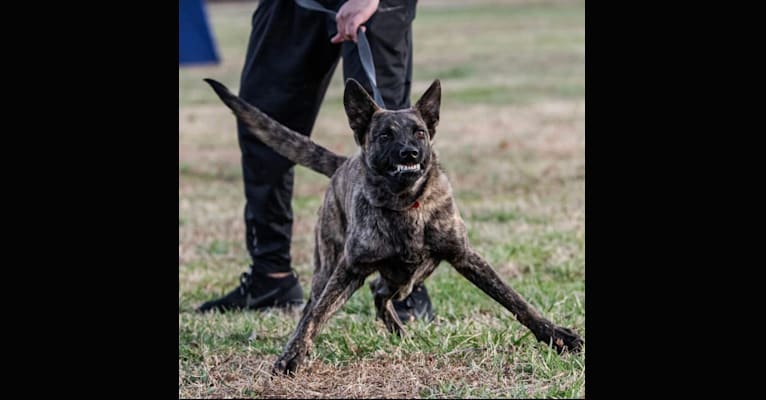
top-left (400, 146), bottom-right (419, 159)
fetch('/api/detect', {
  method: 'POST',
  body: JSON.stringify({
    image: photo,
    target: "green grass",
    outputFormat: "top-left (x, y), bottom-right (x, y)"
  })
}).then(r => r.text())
top-left (180, 0), bottom-right (584, 397)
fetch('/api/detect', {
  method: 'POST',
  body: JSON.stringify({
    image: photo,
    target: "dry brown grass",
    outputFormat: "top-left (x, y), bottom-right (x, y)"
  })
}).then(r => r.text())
top-left (180, 350), bottom-right (583, 398)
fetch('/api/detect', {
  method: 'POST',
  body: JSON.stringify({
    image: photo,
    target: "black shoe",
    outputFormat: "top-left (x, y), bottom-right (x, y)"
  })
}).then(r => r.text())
top-left (392, 283), bottom-right (435, 323)
top-left (196, 269), bottom-right (304, 313)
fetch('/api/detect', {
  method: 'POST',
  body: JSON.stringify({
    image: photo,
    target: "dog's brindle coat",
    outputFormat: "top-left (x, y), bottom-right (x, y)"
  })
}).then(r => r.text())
top-left (205, 78), bottom-right (583, 375)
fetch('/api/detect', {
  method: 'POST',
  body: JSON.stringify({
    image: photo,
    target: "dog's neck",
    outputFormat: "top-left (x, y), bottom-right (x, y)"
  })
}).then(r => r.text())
top-left (362, 153), bottom-right (441, 211)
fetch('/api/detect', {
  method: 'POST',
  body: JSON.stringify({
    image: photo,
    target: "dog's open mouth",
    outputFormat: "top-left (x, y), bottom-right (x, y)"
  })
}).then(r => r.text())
top-left (389, 163), bottom-right (421, 176)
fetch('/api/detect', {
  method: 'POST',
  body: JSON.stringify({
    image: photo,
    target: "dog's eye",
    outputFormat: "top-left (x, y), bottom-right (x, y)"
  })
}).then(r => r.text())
top-left (415, 129), bottom-right (427, 139)
top-left (379, 133), bottom-right (391, 142)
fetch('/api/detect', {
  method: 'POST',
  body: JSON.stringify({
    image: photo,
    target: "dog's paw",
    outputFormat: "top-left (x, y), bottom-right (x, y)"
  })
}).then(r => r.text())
top-left (271, 353), bottom-right (303, 376)
top-left (383, 316), bottom-right (407, 337)
top-left (548, 326), bottom-right (583, 354)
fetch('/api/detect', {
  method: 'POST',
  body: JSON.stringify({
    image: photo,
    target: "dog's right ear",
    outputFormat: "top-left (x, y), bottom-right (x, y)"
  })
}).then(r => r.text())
top-left (344, 79), bottom-right (380, 146)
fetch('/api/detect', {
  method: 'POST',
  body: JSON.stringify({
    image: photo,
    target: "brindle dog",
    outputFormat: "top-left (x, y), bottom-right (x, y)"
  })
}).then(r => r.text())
top-left (205, 78), bottom-right (583, 375)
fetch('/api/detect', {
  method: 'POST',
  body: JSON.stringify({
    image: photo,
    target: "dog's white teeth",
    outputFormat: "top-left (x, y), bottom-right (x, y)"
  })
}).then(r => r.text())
top-left (395, 164), bottom-right (420, 172)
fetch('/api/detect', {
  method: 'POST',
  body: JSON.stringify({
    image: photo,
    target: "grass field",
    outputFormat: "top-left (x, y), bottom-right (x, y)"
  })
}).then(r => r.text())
top-left (179, 0), bottom-right (585, 397)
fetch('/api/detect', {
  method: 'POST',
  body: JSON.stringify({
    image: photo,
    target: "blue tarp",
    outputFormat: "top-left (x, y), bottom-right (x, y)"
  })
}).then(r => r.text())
top-left (179, 0), bottom-right (219, 65)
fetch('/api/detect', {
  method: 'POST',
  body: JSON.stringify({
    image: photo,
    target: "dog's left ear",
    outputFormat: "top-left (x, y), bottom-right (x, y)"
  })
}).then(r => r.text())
top-left (415, 79), bottom-right (441, 139)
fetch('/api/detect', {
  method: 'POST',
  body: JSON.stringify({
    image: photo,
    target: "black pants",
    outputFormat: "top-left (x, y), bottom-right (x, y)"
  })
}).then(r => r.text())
top-left (239, 0), bottom-right (418, 273)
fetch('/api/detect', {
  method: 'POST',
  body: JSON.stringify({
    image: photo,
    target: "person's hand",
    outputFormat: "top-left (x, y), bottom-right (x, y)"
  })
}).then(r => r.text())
top-left (330, 0), bottom-right (380, 44)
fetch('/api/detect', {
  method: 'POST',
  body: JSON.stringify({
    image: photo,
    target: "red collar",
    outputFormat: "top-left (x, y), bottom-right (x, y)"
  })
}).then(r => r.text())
top-left (411, 200), bottom-right (420, 209)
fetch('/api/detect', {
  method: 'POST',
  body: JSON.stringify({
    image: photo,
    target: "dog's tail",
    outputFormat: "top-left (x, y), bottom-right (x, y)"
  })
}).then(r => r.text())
top-left (204, 79), bottom-right (347, 178)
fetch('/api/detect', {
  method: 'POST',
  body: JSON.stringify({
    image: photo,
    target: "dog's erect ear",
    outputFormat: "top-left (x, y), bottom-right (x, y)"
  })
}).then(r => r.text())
top-left (344, 79), bottom-right (380, 146)
top-left (415, 79), bottom-right (441, 139)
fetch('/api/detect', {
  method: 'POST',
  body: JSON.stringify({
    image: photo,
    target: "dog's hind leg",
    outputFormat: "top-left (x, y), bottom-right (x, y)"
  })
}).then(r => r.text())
top-left (369, 277), bottom-right (406, 336)
top-left (272, 261), bottom-right (367, 376)
top-left (448, 247), bottom-right (583, 353)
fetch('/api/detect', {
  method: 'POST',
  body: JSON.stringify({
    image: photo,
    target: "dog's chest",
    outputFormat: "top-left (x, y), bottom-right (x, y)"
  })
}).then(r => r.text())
top-left (346, 206), bottom-right (430, 267)
top-left (385, 210), bottom-right (427, 261)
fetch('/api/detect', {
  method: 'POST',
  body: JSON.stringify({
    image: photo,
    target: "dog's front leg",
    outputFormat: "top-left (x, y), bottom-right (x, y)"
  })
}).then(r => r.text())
top-left (272, 264), bottom-right (366, 376)
top-left (448, 247), bottom-right (583, 353)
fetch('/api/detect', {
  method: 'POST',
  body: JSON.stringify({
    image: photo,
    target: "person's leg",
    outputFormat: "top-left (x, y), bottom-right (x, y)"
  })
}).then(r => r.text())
top-left (341, 0), bottom-right (434, 323)
top-left (198, 0), bottom-right (341, 313)
top-left (341, 0), bottom-right (415, 110)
